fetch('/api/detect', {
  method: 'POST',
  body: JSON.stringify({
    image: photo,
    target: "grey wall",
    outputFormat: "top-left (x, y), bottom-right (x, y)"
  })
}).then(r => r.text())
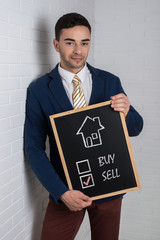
top-left (94, 1), bottom-right (160, 240)
top-left (0, 0), bottom-right (160, 240)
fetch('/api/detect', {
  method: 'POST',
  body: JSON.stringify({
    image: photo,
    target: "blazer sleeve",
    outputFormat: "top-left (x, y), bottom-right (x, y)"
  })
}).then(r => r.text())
top-left (126, 105), bottom-right (143, 136)
top-left (24, 86), bottom-right (68, 203)
top-left (116, 77), bottom-right (143, 136)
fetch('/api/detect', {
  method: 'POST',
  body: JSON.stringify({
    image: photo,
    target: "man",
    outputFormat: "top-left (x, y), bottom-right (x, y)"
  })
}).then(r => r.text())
top-left (25, 13), bottom-right (143, 240)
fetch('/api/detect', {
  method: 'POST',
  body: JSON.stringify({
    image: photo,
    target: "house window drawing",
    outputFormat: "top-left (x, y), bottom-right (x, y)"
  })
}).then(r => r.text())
top-left (76, 116), bottom-right (105, 148)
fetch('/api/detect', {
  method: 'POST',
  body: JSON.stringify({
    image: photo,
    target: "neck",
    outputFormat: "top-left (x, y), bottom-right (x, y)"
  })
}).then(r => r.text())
top-left (59, 63), bottom-right (86, 74)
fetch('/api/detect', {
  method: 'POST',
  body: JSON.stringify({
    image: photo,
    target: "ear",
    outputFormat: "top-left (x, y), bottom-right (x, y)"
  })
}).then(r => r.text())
top-left (53, 38), bottom-right (60, 52)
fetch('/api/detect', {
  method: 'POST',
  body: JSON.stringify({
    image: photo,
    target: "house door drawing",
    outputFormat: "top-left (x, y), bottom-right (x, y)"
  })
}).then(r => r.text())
top-left (76, 116), bottom-right (105, 148)
top-left (86, 137), bottom-right (93, 147)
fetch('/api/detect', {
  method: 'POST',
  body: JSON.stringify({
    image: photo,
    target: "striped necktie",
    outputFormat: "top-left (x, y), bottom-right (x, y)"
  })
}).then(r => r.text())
top-left (72, 75), bottom-right (87, 109)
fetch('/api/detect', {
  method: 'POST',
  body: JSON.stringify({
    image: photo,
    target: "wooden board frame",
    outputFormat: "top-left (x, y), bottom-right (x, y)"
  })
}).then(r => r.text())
top-left (49, 101), bottom-right (141, 201)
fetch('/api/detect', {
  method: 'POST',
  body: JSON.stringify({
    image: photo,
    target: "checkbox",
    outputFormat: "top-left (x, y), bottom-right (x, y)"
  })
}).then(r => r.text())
top-left (80, 173), bottom-right (95, 189)
top-left (76, 159), bottom-right (91, 175)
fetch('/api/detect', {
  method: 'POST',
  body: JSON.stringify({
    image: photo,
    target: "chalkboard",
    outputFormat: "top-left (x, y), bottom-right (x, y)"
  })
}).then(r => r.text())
top-left (49, 101), bottom-right (141, 201)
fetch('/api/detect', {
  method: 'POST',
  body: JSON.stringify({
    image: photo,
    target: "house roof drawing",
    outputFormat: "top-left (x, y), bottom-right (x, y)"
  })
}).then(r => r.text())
top-left (77, 116), bottom-right (105, 136)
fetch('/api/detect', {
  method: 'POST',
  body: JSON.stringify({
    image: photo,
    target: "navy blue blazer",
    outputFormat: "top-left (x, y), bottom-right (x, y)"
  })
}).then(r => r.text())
top-left (24, 63), bottom-right (143, 203)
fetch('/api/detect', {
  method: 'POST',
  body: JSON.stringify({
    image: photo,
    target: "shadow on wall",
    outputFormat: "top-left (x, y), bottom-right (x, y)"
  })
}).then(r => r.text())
top-left (35, 19), bottom-right (56, 76)
top-left (23, 19), bottom-right (56, 240)
top-left (23, 156), bottom-right (48, 240)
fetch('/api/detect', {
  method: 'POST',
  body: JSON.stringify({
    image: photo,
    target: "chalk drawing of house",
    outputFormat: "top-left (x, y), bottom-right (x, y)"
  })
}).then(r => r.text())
top-left (76, 116), bottom-right (105, 148)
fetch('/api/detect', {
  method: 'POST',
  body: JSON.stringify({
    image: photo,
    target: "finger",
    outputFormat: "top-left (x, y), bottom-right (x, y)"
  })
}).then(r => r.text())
top-left (112, 102), bottom-right (129, 110)
top-left (111, 97), bottom-right (130, 109)
top-left (113, 107), bottom-right (126, 112)
top-left (69, 206), bottom-right (83, 211)
top-left (68, 198), bottom-right (92, 211)
top-left (79, 199), bottom-right (92, 209)
top-left (111, 95), bottom-right (129, 106)
top-left (110, 93), bottom-right (126, 100)
top-left (73, 207), bottom-right (83, 211)
top-left (66, 200), bottom-right (83, 211)
top-left (111, 101), bottom-right (128, 110)
top-left (78, 192), bottom-right (91, 201)
top-left (111, 98), bottom-right (127, 104)
top-left (82, 195), bottom-right (91, 202)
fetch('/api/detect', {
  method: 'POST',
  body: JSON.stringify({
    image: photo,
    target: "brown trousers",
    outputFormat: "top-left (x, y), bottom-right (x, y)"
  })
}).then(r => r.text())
top-left (41, 197), bottom-right (122, 240)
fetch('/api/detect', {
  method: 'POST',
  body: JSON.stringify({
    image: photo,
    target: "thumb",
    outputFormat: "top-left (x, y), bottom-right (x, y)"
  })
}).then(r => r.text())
top-left (81, 193), bottom-right (91, 202)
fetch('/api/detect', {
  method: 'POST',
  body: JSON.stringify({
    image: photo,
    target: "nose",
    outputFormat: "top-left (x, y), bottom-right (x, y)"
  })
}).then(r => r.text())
top-left (73, 43), bottom-right (82, 55)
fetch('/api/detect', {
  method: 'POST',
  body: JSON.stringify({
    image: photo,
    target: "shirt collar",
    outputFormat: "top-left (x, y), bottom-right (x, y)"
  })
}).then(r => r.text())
top-left (58, 63), bottom-right (88, 84)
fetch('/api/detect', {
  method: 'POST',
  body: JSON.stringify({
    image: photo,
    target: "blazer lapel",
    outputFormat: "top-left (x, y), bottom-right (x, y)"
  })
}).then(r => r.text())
top-left (48, 65), bottom-right (73, 112)
top-left (48, 63), bottom-right (105, 111)
top-left (87, 64), bottom-right (105, 105)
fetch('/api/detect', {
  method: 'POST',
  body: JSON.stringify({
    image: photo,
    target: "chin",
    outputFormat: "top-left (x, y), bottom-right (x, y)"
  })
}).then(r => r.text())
top-left (73, 61), bottom-right (85, 68)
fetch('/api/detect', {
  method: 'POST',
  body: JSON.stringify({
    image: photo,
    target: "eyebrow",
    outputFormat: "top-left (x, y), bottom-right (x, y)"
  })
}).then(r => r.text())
top-left (64, 38), bottom-right (90, 42)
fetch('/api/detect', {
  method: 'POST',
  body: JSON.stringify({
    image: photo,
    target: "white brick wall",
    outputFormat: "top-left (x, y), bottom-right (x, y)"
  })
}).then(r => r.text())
top-left (95, 0), bottom-right (160, 240)
top-left (0, 0), bottom-right (94, 239)
top-left (1, 0), bottom-right (159, 239)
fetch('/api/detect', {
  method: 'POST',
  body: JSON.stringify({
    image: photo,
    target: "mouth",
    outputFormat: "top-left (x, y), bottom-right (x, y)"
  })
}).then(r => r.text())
top-left (71, 57), bottom-right (83, 62)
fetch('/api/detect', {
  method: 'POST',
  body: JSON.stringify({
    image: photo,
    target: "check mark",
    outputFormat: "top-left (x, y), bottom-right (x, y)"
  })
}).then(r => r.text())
top-left (83, 176), bottom-right (91, 186)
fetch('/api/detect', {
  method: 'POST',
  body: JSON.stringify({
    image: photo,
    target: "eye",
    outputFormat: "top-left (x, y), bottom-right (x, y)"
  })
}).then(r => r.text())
top-left (66, 42), bottom-right (74, 46)
top-left (82, 42), bottom-right (89, 46)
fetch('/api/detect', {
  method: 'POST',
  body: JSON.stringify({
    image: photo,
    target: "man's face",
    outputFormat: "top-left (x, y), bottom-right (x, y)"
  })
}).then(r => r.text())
top-left (53, 26), bottom-right (91, 74)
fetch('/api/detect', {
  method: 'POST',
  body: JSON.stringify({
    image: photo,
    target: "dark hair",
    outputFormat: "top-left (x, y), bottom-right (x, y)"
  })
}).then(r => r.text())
top-left (55, 13), bottom-right (91, 40)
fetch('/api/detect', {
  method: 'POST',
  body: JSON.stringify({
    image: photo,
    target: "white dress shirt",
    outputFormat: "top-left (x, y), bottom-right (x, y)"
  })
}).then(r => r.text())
top-left (58, 63), bottom-right (92, 106)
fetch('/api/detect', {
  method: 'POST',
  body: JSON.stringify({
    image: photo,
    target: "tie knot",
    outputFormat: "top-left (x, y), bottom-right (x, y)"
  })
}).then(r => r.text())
top-left (72, 75), bottom-right (80, 85)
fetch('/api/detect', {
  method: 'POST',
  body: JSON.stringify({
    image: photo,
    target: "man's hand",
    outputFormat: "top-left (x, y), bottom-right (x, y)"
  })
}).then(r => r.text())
top-left (60, 190), bottom-right (92, 211)
top-left (110, 93), bottom-right (130, 117)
